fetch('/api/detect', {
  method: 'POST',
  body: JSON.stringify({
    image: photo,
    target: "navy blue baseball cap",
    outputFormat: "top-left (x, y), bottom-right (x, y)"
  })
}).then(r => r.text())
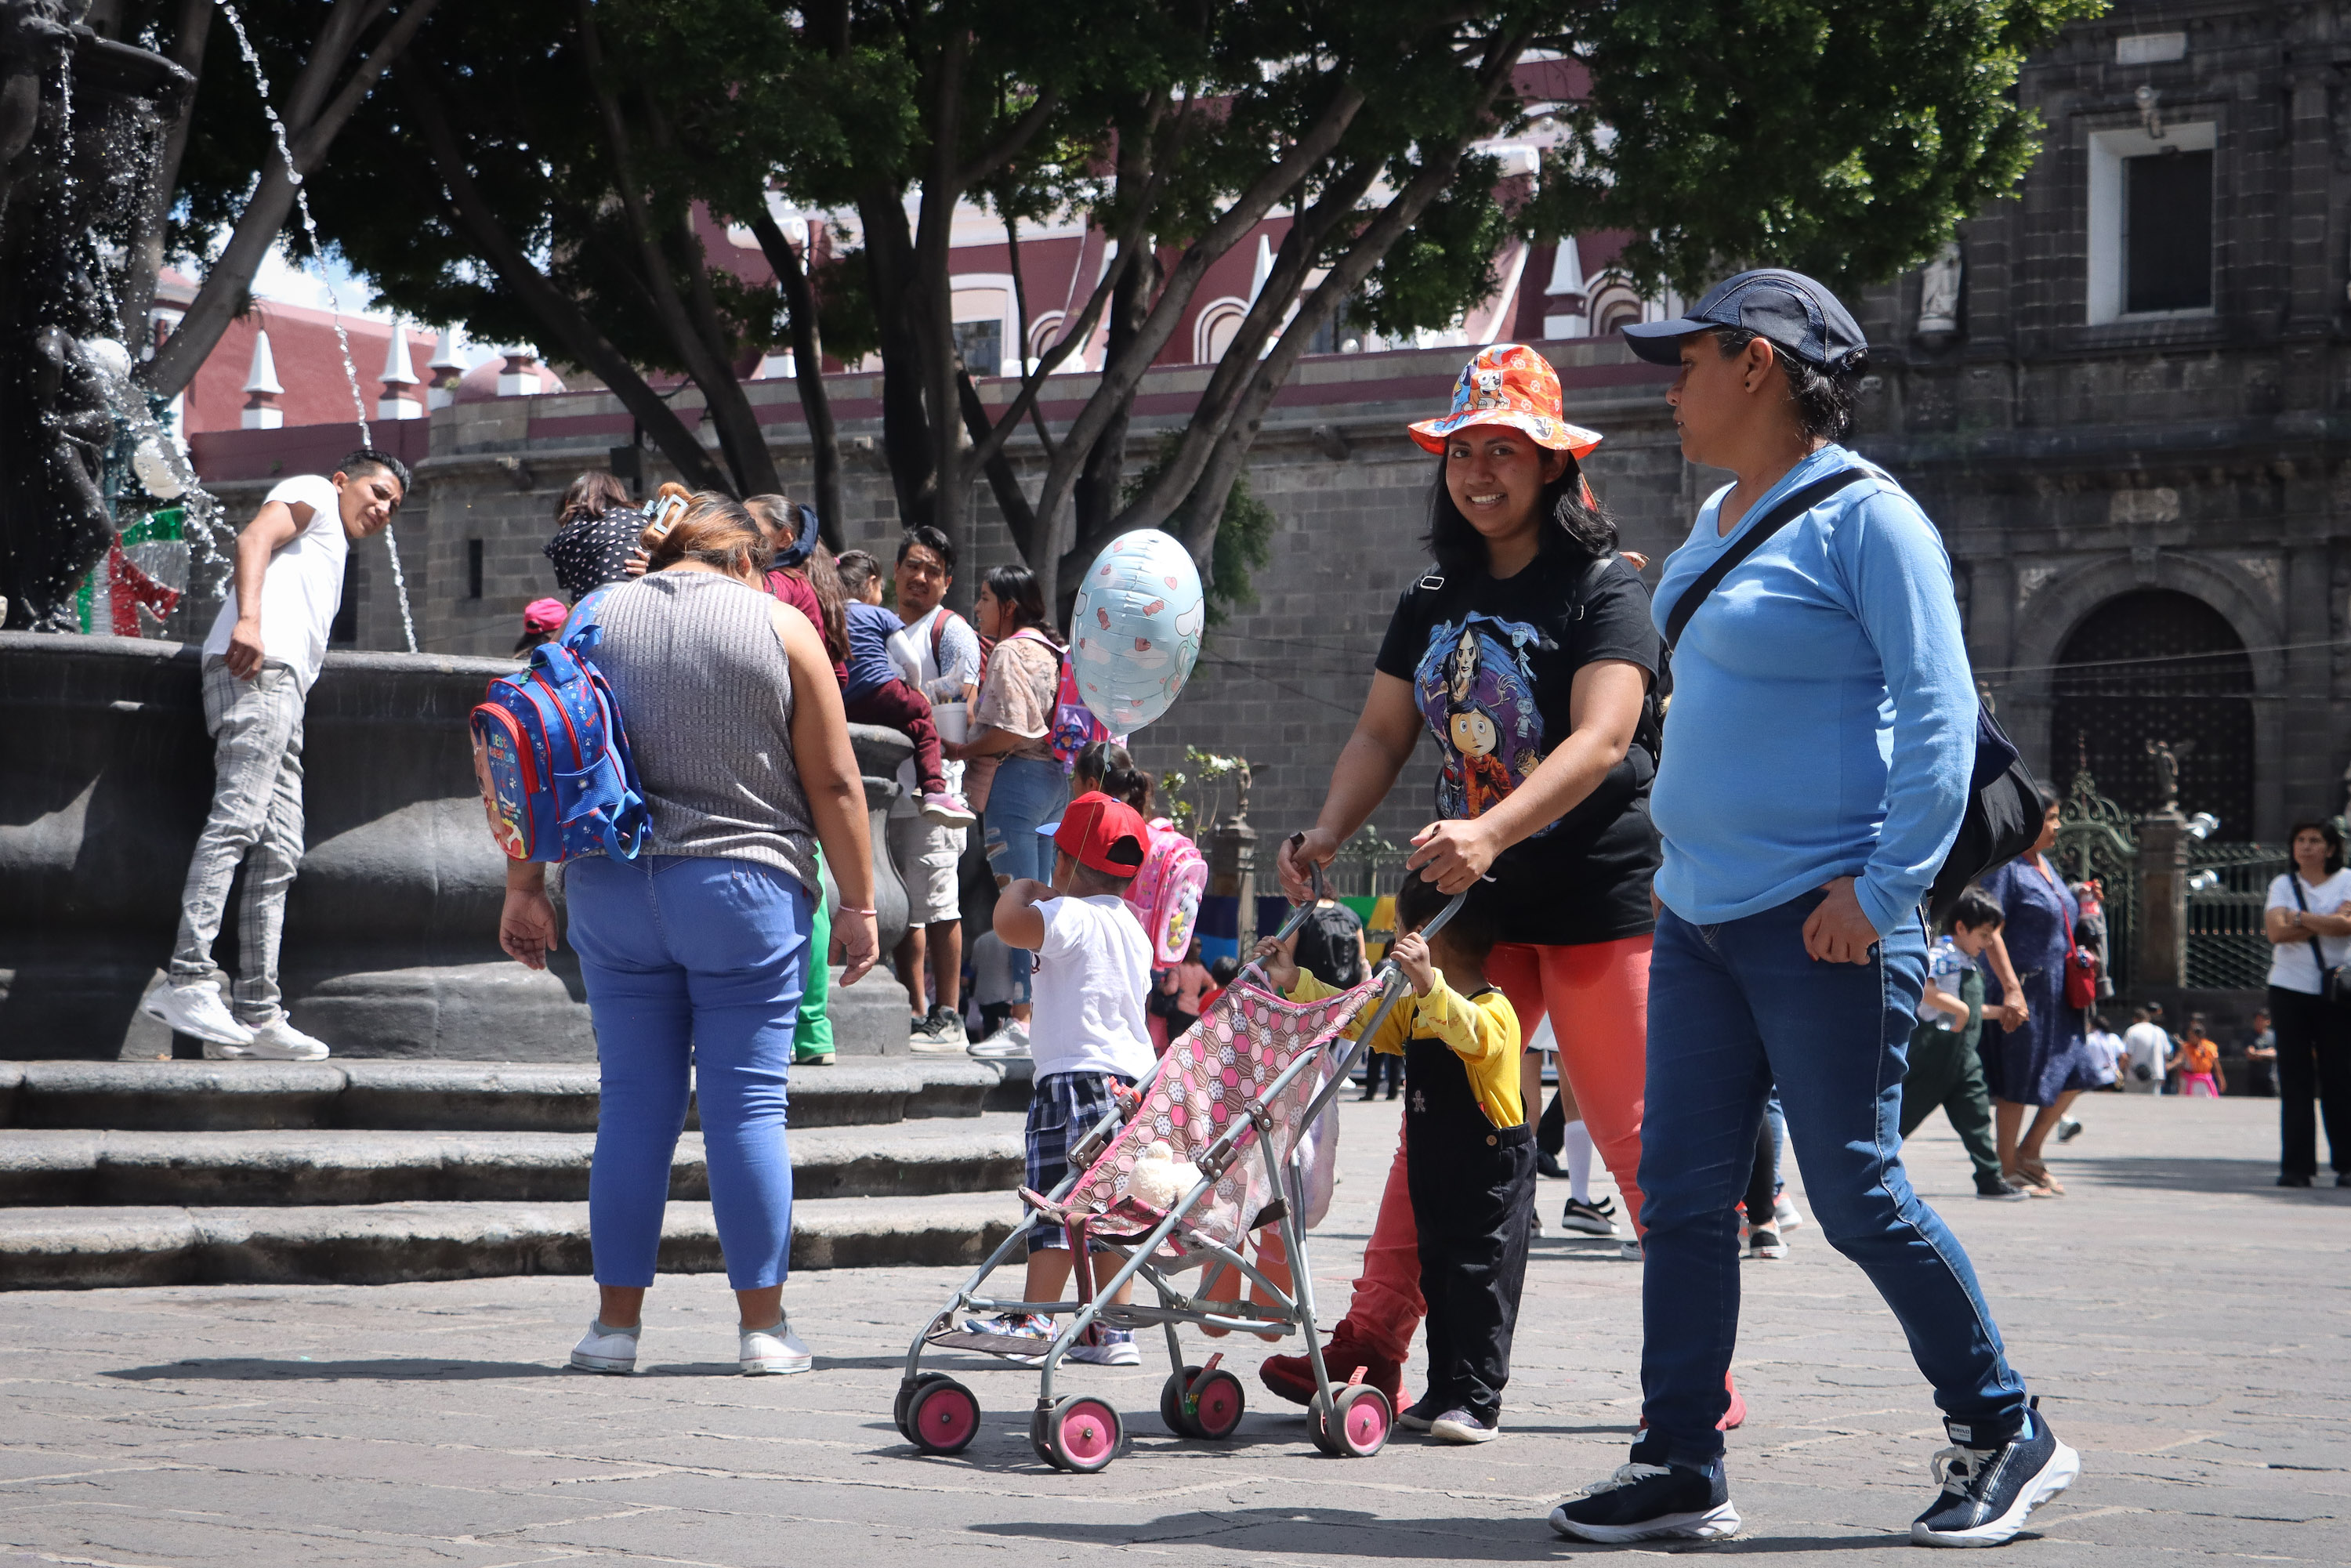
top-left (1621, 268), bottom-right (1867, 371)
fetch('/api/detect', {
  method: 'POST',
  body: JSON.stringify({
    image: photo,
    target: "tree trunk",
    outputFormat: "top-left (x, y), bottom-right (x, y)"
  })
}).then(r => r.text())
top-left (118, 0), bottom-right (209, 351)
top-left (749, 207), bottom-right (844, 549)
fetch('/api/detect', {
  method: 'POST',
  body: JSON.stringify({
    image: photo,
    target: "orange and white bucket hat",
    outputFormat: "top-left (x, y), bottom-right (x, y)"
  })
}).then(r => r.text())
top-left (1407, 342), bottom-right (1602, 458)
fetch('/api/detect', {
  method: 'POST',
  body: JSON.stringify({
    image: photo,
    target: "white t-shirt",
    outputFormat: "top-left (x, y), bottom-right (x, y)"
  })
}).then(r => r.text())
top-left (1029, 892), bottom-right (1154, 1081)
top-left (1920, 936), bottom-right (1972, 1029)
top-left (885, 604), bottom-right (980, 817)
top-left (2266, 870), bottom-right (2351, 994)
top-left (2123, 1021), bottom-right (2171, 1085)
top-left (2085, 1029), bottom-right (2125, 1086)
top-left (200, 474), bottom-right (349, 691)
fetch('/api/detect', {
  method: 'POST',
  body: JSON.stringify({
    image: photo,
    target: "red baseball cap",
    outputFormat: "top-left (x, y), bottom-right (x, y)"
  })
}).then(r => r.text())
top-left (1045, 791), bottom-right (1150, 876)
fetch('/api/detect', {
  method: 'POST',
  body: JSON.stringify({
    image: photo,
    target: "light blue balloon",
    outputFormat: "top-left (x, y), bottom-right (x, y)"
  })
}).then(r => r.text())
top-left (1070, 529), bottom-right (1205, 731)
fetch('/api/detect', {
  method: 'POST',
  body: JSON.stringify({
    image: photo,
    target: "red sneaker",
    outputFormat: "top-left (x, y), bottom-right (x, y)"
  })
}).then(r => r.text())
top-left (1636, 1371), bottom-right (1747, 1433)
top-left (1258, 1321), bottom-right (1402, 1411)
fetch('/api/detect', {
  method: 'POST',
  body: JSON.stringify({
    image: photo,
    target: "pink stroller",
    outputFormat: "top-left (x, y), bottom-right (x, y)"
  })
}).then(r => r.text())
top-left (891, 874), bottom-right (1464, 1473)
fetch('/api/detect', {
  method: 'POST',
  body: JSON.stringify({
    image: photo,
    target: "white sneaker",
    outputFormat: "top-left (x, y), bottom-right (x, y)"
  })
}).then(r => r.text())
top-left (210, 1016), bottom-right (331, 1061)
top-left (141, 981), bottom-right (253, 1047)
top-left (1619, 1238), bottom-right (1644, 1262)
top-left (1772, 1194), bottom-right (1805, 1231)
top-left (1068, 1327), bottom-right (1140, 1366)
top-left (907, 1013), bottom-right (974, 1056)
top-left (740, 1316), bottom-right (813, 1374)
top-left (968, 1020), bottom-right (1031, 1059)
top-left (570, 1319), bottom-right (639, 1374)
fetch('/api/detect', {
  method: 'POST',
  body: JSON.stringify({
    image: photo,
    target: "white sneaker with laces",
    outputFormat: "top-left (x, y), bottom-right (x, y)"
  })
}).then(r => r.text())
top-left (1772, 1194), bottom-right (1805, 1231)
top-left (968, 1020), bottom-right (1031, 1059)
top-left (141, 982), bottom-right (253, 1047)
top-left (234, 1016), bottom-right (332, 1061)
top-left (1068, 1327), bottom-right (1140, 1366)
top-left (740, 1316), bottom-right (813, 1374)
top-left (570, 1319), bottom-right (640, 1374)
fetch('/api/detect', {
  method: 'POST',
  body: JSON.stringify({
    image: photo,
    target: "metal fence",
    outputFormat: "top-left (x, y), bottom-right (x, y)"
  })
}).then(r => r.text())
top-left (2052, 770), bottom-right (2141, 993)
top-left (2186, 840), bottom-right (2288, 991)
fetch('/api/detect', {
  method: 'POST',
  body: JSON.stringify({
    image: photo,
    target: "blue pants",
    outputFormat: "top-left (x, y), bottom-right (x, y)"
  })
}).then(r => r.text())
top-left (567, 855), bottom-right (811, 1291)
top-left (1639, 891), bottom-right (2027, 1468)
top-left (982, 755), bottom-right (1067, 991)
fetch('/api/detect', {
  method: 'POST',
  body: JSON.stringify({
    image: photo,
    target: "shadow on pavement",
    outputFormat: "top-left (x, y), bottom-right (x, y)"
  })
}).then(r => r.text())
top-left (2060, 1155), bottom-right (2349, 1196)
top-left (105, 1358), bottom-right (567, 1382)
top-left (971, 1508), bottom-right (1932, 1555)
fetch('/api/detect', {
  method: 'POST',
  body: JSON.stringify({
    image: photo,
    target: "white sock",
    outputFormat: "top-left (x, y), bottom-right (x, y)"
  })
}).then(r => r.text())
top-left (1564, 1120), bottom-right (1594, 1204)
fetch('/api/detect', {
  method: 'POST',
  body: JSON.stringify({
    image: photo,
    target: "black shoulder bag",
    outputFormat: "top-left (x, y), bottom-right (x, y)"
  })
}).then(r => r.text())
top-left (2286, 875), bottom-right (2351, 1006)
top-left (1661, 469), bottom-right (2043, 928)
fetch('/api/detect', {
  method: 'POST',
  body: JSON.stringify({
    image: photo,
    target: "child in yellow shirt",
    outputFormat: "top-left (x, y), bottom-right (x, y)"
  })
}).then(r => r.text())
top-left (1259, 873), bottom-right (1531, 1443)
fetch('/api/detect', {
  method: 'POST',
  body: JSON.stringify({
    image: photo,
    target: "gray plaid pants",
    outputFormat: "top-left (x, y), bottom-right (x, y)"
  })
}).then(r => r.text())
top-left (167, 657), bottom-right (307, 1024)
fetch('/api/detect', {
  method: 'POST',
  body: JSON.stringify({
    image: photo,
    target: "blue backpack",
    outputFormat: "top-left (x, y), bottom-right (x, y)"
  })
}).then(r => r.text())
top-left (469, 620), bottom-right (649, 863)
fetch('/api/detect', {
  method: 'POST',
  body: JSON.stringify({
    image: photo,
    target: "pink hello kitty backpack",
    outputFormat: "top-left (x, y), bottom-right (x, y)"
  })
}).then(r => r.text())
top-left (1123, 816), bottom-right (1207, 966)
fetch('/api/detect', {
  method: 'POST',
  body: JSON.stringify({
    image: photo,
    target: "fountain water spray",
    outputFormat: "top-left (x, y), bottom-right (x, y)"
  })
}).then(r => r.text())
top-left (216, 0), bottom-right (418, 652)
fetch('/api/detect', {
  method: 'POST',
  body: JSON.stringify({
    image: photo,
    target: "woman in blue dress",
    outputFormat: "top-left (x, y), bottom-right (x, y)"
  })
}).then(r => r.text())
top-left (1978, 783), bottom-right (2099, 1196)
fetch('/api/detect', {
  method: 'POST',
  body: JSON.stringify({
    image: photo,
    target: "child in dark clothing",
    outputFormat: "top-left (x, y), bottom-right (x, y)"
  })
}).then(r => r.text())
top-left (1899, 885), bottom-right (2019, 1200)
top-left (1264, 872), bottom-right (1531, 1444)
top-left (833, 551), bottom-right (973, 827)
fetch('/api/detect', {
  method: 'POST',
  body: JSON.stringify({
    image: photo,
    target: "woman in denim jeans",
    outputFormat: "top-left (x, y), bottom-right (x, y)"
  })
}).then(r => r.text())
top-left (947, 563), bottom-right (1069, 1049)
top-left (498, 495), bottom-right (881, 1378)
top-left (1549, 271), bottom-right (2076, 1549)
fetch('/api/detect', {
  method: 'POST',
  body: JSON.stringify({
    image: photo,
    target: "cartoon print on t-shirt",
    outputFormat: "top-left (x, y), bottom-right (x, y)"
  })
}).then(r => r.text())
top-left (1414, 611), bottom-right (1550, 831)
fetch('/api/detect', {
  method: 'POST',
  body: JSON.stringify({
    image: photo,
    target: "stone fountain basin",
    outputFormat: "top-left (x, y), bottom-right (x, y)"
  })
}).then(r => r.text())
top-left (0, 632), bottom-right (914, 1061)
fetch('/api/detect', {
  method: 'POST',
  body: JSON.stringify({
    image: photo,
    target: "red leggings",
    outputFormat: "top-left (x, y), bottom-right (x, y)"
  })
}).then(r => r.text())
top-left (1342, 934), bottom-right (1651, 1363)
top-left (842, 678), bottom-right (945, 796)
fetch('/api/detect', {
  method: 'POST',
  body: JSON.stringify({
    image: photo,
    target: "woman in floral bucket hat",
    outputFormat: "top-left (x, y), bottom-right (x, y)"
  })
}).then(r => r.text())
top-left (1266, 342), bottom-right (1682, 1439)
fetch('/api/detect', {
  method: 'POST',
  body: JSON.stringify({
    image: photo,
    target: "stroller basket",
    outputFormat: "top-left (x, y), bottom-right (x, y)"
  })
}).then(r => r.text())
top-left (890, 864), bottom-right (1464, 1473)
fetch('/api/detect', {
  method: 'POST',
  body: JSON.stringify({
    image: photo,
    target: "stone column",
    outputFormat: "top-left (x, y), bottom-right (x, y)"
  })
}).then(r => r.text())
top-left (1208, 786), bottom-right (1259, 954)
top-left (2135, 808), bottom-right (2190, 988)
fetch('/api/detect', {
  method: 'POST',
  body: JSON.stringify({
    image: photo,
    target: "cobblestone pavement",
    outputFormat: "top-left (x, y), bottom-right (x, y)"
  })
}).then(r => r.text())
top-left (1, 1092), bottom-right (2343, 1566)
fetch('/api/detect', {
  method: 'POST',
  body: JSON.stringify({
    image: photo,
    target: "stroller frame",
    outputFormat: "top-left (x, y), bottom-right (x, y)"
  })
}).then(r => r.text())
top-left (892, 872), bottom-right (1464, 1472)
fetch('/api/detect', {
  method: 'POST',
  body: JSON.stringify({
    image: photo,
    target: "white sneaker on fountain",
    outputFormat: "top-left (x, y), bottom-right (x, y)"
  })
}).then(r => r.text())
top-left (140, 981), bottom-right (253, 1048)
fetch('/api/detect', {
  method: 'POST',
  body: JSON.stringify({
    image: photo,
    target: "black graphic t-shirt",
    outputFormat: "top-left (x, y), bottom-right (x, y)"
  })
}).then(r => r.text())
top-left (1373, 545), bottom-right (1663, 947)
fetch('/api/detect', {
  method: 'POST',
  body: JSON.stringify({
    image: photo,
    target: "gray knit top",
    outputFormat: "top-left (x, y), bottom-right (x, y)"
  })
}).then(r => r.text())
top-left (585, 570), bottom-right (817, 893)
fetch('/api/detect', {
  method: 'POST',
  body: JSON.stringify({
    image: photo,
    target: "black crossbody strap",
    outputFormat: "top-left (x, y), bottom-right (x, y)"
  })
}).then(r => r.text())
top-left (1663, 469), bottom-right (1870, 651)
top-left (2289, 875), bottom-right (2331, 980)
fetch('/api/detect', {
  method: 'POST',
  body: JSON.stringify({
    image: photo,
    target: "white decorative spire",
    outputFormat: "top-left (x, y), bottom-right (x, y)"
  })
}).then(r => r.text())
top-left (429, 326), bottom-right (465, 372)
top-left (379, 321), bottom-right (419, 385)
top-left (1545, 237), bottom-right (1585, 297)
top-left (241, 329), bottom-right (284, 428)
top-left (241, 328), bottom-right (284, 394)
top-left (1541, 237), bottom-right (1590, 340)
top-left (426, 326), bottom-right (465, 410)
top-left (1248, 233), bottom-right (1274, 302)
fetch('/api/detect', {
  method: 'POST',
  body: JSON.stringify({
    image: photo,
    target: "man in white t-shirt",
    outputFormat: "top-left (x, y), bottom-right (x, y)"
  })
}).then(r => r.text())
top-left (141, 454), bottom-right (408, 1059)
top-left (2121, 1005), bottom-right (2171, 1094)
top-left (886, 526), bottom-right (986, 1052)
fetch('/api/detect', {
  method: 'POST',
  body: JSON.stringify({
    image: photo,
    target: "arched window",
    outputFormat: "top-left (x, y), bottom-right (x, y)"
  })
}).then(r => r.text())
top-left (1588, 279), bottom-right (1645, 336)
top-left (2051, 589), bottom-right (2253, 831)
top-left (1193, 298), bottom-right (1249, 364)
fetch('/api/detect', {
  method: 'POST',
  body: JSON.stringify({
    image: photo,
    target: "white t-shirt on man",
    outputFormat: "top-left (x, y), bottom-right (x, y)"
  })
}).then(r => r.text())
top-left (1028, 892), bottom-right (1154, 1081)
top-left (2084, 1028), bottom-right (2126, 1086)
top-left (886, 603), bottom-right (980, 818)
top-left (199, 474), bottom-right (348, 691)
top-left (2122, 1020), bottom-right (2171, 1086)
top-left (2266, 869), bottom-right (2351, 994)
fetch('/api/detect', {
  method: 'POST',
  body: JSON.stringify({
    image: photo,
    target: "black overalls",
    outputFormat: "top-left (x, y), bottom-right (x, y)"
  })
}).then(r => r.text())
top-left (1402, 989), bottom-right (1538, 1424)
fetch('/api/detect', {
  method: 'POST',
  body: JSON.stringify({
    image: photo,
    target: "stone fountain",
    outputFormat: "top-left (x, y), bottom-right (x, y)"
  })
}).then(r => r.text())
top-left (0, 6), bottom-right (916, 1059)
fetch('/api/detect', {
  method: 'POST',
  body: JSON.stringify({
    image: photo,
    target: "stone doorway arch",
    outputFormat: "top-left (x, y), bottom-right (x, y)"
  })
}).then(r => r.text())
top-left (2050, 588), bottom-right (2255, 831)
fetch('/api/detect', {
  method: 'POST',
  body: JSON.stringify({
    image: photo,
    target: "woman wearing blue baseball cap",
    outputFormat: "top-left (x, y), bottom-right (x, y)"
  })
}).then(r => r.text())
top-left (1548, 271), bottom-right (2076, 1548)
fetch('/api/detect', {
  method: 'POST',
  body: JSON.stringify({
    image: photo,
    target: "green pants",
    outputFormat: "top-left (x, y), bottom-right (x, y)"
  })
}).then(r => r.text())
top-left (794, 847), bottom-right (834, 1062)
top-left (1900, 1024), bottom-right (2001, 1184)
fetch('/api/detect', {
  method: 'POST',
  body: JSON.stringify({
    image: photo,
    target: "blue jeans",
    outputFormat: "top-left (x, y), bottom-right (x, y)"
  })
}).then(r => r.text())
top-left (982, 755), bottom-right (1067, 990)
top-left (567, 854), bottom-right (811, 1291)
top-left (1639, 891), bottom-right (2027, 1468)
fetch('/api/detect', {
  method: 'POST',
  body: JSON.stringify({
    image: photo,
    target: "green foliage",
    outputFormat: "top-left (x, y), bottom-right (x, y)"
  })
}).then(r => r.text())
top-left (1525, 0), bottom-right (2109, 295)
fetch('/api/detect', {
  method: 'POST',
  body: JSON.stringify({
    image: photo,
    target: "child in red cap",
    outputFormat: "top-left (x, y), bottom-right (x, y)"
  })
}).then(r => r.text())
top-left (962, 791), bottom-right (1156, 1363)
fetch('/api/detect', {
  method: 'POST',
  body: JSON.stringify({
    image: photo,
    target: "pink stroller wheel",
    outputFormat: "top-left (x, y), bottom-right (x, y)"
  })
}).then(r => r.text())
top-left (1044, 1395), bottom-right (1122, 1472)
top-left (1312, 1384), bottom-right (1391, 1458)
top-left (907, 1378), bottom-right (981, 1456)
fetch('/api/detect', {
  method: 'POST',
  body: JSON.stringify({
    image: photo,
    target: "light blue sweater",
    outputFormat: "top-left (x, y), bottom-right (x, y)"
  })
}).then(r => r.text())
top-left (1649, 445), bottom-right (1976, 939)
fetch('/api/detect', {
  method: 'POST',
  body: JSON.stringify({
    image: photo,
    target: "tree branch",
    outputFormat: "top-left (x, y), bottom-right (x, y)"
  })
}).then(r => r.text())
top-left (749, 207), bottom-right (845, 548)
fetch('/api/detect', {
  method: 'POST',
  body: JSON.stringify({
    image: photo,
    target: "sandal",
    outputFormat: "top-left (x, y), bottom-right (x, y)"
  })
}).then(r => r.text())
top-left (2018, 1157), bottom-right (2066, 1197)
top-left (2002, 1165), bottom-right (2056, 1199)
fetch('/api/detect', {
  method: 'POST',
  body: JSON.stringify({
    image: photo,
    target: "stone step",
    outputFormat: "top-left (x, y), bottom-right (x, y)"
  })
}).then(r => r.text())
top-left (0, 1057), bottom-right (1032, 1134)
top-left (0, 1114), bottom-right (1029, 1209)
top-left (0, 1191), bottom-right (1023, 1289)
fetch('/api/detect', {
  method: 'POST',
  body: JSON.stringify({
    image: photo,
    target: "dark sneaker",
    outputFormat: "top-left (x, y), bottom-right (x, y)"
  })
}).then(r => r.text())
top-left (1559, 1195), bottom-right (1621, 1236)
top-left (1976, 1175), bottom-right (2030, 1202)
top-left (1748, 1223), bottom-right (1787, 1259)
top-left (2278, 1173), bottom-right (2313, 1188)
top-left (2056, 1116), bottom-right (2084, 1143)
top-left (1910, 1403), bottom-right (2079, 1547)
top-left (1399, 1390), bottom-right (1451, 1432)
top-left (1550, 1438), bottom-right (1740, 1543)
top-left (1537, 1150), bottom-right (1567, 1179)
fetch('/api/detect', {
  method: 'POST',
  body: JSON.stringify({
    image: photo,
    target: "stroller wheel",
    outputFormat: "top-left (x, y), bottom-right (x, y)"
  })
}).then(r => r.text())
top-left (1041, 1394), bottom-right (1123, 1472)
top-left (1160, 1366), bottom-right (1246, 1440)
top-left (906, 1377), bottom-right (982, 1456)
top-left (895, 1372), bottom-right (953, 1441)
top-left (1311, 1384), bottom-right (1392, 1458)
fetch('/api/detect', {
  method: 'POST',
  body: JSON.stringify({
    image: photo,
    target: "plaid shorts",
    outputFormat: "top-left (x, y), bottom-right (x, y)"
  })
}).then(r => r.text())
top-left (1025, 1070), bottom-right (1136, 1249)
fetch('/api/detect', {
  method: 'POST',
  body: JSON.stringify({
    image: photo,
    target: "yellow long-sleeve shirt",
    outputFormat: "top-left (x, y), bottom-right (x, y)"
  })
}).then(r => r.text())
top-left (1288, 968), bottom-right (1523, 1128)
